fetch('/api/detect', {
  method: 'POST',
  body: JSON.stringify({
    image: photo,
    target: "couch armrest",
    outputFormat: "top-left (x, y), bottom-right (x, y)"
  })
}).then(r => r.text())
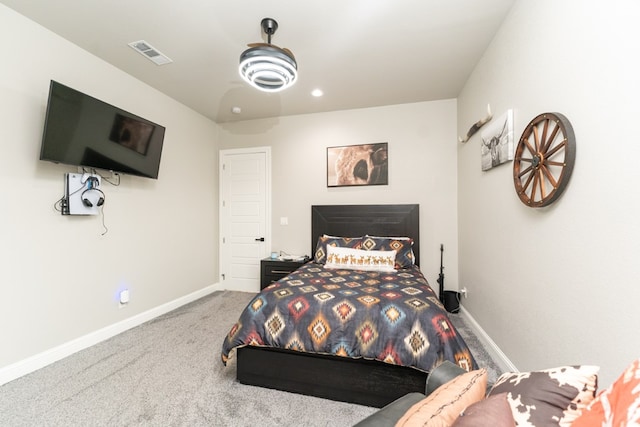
top-left (426, 360), bottom-right (467, 395)
top-left (353, 361), bottom-right (469, 427)
top-left (353, 392), bottom-right (425, 427)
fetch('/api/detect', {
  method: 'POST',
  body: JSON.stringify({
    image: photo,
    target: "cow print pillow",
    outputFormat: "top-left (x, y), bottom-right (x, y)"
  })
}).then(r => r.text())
top-left (487, 365), bottom-right (599, 427)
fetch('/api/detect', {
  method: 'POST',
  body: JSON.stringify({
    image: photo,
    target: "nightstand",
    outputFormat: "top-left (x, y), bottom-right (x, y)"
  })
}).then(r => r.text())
top-left (260, 258), bottom-right (306, 289)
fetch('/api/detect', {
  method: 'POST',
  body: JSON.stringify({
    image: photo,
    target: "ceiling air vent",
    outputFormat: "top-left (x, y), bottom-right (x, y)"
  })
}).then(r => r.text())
top-left (128, 40), bottom-right (172, 65)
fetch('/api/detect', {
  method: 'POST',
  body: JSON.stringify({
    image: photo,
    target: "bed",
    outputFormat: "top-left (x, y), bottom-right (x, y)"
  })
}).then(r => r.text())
top-left (221, 204), bottom-right (477, 408)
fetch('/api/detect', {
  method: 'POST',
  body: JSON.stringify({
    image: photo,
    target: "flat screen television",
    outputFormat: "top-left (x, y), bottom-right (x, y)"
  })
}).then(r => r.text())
top-left (40, 80), bottom-right (165, 179)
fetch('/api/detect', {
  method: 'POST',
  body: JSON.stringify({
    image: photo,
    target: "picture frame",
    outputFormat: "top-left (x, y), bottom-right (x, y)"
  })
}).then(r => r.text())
top-left (327, 142), bottom-right (388, 187)
top-left (480, 109), bottom-right (514, 171)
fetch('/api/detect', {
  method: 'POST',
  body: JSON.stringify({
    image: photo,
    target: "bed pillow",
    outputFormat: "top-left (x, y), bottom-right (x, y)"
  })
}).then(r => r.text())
top-left (488, 365), bottom-right (599, 427)
top-left (313, 235), bottom-right (363, 264)
top-left (451, 393), bottom-right (515, 427)
top-left (572, 358), bottom-right (640, 427)
top-left (325, 245), bottom-right (396, 272)
top-left (395, 368), bottom-right (487, 427)
top-left (362, 235), bottom-right (414, 269)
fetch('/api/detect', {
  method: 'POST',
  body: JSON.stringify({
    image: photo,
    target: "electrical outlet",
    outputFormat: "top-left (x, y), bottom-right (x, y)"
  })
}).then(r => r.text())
top-left (460, 287), bottom-right (468, 298)
top-left (119, 289), bottom-right (130, 305)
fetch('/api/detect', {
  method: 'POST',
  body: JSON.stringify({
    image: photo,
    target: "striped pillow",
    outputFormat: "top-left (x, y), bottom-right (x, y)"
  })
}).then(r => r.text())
top-left (395, 369), bottom-right (487, 427)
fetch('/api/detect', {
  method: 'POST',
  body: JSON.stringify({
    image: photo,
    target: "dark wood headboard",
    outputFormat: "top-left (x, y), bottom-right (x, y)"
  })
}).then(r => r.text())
top-left (311, 204), bottom-right (420, 266)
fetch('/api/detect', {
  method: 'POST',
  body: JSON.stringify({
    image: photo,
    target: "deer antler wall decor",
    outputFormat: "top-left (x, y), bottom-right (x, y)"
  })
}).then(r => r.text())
top-left (458, 104), bottom-right (493, 143)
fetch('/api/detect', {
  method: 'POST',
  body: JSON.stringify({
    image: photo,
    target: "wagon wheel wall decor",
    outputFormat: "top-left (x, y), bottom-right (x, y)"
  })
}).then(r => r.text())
top-left (513, 112), bottom-right (576, 207)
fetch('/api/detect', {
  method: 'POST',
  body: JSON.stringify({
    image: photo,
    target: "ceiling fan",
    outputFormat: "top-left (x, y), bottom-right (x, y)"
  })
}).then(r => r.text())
top-left (239, 18), bottom-right (298, 92)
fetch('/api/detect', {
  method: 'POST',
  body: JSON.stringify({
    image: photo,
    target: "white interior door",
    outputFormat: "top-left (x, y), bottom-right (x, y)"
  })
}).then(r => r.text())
top-left (219, 147), bottom-right (271, 292)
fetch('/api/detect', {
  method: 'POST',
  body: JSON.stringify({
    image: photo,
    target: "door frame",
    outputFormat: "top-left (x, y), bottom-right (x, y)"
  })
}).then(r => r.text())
top-left (218, 146), bottom-right (272, 289)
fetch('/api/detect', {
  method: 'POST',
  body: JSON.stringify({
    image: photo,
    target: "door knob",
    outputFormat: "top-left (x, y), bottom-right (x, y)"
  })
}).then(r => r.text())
top-left (255, 237), bottom-right (265, 242)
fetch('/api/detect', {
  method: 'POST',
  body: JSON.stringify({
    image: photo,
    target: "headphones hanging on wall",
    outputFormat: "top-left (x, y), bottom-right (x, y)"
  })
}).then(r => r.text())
top-left (81, 176), bottom-right (105, 207)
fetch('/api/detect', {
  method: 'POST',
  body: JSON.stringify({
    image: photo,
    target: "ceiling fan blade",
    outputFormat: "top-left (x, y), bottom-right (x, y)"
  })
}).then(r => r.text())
top-left (246, 43), bottom-right (296, 61)
top-left (282, 48), bottom-right (295, 59)
top-left (247, 42), bottom-right (270, 48)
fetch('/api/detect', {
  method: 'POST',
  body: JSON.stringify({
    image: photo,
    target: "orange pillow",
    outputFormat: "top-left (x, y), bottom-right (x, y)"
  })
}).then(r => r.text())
top-left (572, 358), bottom-right (640, 426)
top-left (395, 368), bottom-right (487, 427)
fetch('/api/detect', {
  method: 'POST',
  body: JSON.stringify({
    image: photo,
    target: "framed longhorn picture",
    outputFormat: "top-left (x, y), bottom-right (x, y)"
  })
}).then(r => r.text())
top-left (480, 109), bottom-right (514, 171)
top-left (327, 142), bottom-right (388, 187)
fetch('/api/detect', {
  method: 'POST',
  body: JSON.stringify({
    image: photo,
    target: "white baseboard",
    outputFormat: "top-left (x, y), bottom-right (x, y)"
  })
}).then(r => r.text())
top-left (459, 305), bottom-right (518, 373)
top-left (212, 281), bottom-right (260, 293)
top-left (0, 284), bottom-right (218, 386)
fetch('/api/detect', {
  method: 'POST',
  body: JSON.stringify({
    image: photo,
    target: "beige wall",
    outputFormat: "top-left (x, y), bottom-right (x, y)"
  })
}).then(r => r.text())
top-left (0, 5), bottom-right (219, 374)
top-left (219, 100), bottom-right (460, 294)
top-left (7, 0), bottom-right (637, 391)
top-left (1, 1), bottom-right (460, 382)
top-left (457, 0), bottom-right (640, 386)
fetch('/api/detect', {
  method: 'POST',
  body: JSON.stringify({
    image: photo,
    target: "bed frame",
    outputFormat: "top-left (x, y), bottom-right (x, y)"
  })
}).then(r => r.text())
top-left (236, 204), bottom-right (426, 408)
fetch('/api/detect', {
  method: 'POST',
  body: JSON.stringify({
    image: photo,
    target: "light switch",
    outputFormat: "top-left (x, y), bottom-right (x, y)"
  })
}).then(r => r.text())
top-left (280, 217), bottom-right (288, 226)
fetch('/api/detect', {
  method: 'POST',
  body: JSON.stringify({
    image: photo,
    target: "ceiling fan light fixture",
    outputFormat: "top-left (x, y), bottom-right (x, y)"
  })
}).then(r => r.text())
top-left (239, 18), bottom-right (297, 93)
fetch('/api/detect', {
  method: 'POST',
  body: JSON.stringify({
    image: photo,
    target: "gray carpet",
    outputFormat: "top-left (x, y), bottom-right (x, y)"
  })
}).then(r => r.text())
top-left (0, 291), bottom-right (502, 426)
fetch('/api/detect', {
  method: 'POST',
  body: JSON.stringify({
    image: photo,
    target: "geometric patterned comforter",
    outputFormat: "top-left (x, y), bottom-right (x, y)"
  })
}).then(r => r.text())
top-left (221, 262), bottom-right (477, 373)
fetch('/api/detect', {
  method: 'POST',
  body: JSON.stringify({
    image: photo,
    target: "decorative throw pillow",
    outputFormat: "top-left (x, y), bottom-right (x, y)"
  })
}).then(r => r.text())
top-left (324, 245), bottom-right (396, 272)
top-left (313, 235), bottom-right (363, 264)
top-left (395, 368), bottom-right (487, 427)
top-left (488, 365), bottom-right (599, 427)
top-left (362, 235), bottom-right (415, 269)
top-left (451, 393), bottom-right (515, 427)
top-left (572, 358), bottom-right (640, 427)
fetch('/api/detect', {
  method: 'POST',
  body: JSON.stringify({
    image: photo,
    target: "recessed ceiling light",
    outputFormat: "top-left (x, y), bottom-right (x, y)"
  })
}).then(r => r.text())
top-left (311, 89), bottom-right (324, 97)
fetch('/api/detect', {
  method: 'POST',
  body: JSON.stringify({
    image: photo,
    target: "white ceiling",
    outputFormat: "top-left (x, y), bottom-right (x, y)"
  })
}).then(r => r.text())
top-left (1, 0), bottom-right (515, 123)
